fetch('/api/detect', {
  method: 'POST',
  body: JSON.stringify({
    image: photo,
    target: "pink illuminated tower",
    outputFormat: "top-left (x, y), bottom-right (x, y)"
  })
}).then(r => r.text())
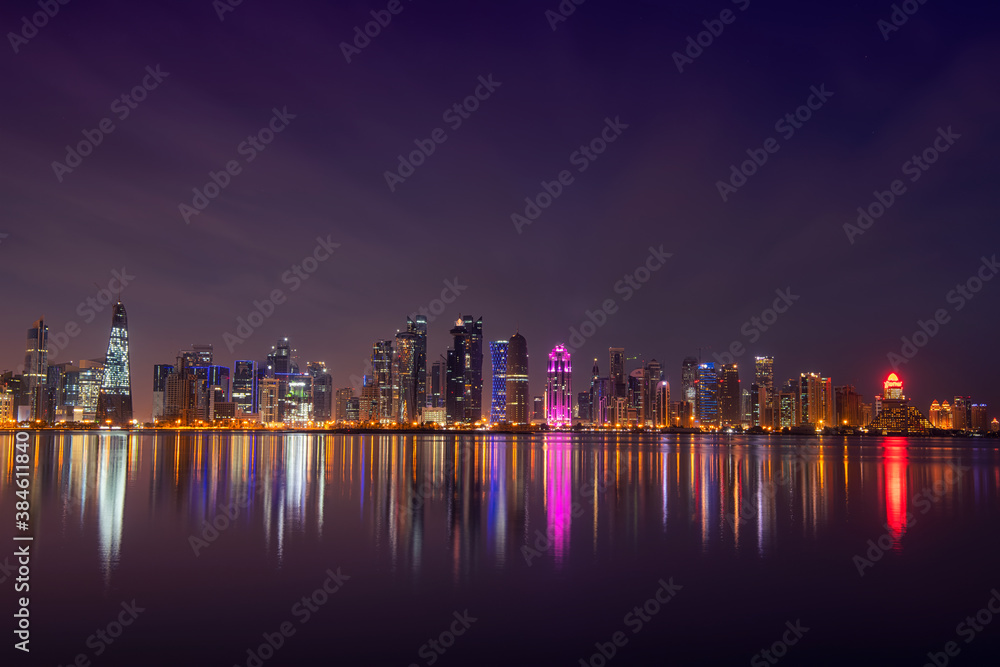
top-left (545, 344), bottom-right (572, 428)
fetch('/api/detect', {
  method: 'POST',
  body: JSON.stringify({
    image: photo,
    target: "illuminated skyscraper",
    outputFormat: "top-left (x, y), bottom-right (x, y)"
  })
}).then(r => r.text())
top-left (696, 362), bottom-right (719, 428)
top-left (952, 396), bottom-right (971, 430)
top-left (609, 347), bottom-right (626, 400)
top-left (152, 364), bottom-right (174, 419)
top-left (505, 332), bottom-right (529, 426)
top-left (928, 400), bottom-right (941, 427)
top-left (835, 385), bottom-right (863, 427)
top-left (430, 357), bottom-right (446, 408)
top-left (489, 340), bottom-right (508, 423)
top-left (23, 318), bottom-right (48, 421)
top-left (971, 404), bottom-right (988, 432)
top-left (681, 356), bottom-right (698, 425)
top-left (445, 316), bottom-right (484, 424)
top-left (867, 372), bottom-right (931, 434)
top-left (754, 356), bottom-right (774, 428)
top-left (654, 380), bottom-right (670, 427)
top-left (232, 360), bottom-right (258, 415)
top-left (407, 316), bottom-right (428, 409)
top-left (96, 302), bottom-right (133, 426)
top-left (267, 339), bottom-right (291, 420)
top-left (798, 372), bottom-right (831, 426)
top-left (719, 363), bottom-right (741, 427)
top-left (372, 339), bottom-right (393, 423)
top-left (334, 388), bottom-right (354, 422)
top-left (392, 332), bottom-right (418, 423)
top-left (546, 344), bottom-right (572, 428)
top-left (884, 373), bottom-right (903, 399)
top-left (308, 361), bottom-right (333, 421)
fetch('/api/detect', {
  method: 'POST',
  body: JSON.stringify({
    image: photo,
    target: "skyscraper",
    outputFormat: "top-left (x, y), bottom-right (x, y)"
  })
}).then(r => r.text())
top-left (392, 332), bottom-right (418, 423)
top-left (334, 388), bottom-right (354, 422)
top-left (445, 316), bottom-right (484, 424)
top-left (754, 356), bottom-right (774, 428)
top-left (696, 362), bottom-right (719, 428)
top-left (370, 339), bottom-right (393, 423)
top-left (489, 340), bottom-right (508, 423)
top-left (96, 302), bottom-right (133, 426)
top-left (267, 339), bottom-right (291, 420)
top-left (545, 344), bottom-right (572, 428)
top-left (23, 318), bottom-right (48, 421)
top-left (308, 361), bottom-right (333, 422)
top-left (152, 364), bottom-right (174, 419)
top-left (232, 360), bottom-right (258, 415)
top-left (719, 363), bottom-right (741, 427)
top-left (681, 356), bottom-right (698, 426)
top-left (505, 332), bottom-right (529, 426)
top-left (407, 316), bottom-right (428, 410)
top-left (430, 356), bottom-right (446, 408)
top-left (609, 347), bottom-right (626, 400)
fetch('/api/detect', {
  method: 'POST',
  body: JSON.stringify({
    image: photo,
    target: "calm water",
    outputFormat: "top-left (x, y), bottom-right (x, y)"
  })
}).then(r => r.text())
top-left (2, 432), bottom-right (999, 666)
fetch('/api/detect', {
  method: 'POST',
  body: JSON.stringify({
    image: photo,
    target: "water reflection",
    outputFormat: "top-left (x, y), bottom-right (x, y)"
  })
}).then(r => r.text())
top-left (1, 432), bottom-right (997, 585)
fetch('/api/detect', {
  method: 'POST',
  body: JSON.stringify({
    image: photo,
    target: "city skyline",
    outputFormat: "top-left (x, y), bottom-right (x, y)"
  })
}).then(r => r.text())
top-left (1, 301), bottom-right (994, 432)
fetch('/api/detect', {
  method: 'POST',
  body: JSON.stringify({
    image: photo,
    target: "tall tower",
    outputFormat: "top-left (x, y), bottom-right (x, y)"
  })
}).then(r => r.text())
top-left (392, 332), bottom-right (418, 423)
top-left (696, 362), bottom-right (719, 428)
top-left (407, 316), bottom-right (428, 409)
top-left (489, 340), bottom-right (509, 423)
top-left (24, 318), bottom-right (48, 421)
top-left (754, 356), bottom-right (774, 427)
top-left (545, 344), bottom-right (572, 428)
top-left (505, 332), bottom-right (529, 426)
top-left (609, 347), bottom-right (626, 400)
top-left (96, 302), bottom-right (133, 426)
top-left (232, 360), bottom-right (258, 415)
top-left (372, 339), bottom-right (393, 423)
top-left (462, 315), bottom-right (484, 423)
top-left (719, 363), bottom-right (741, 427)
top-left (267, 339), bottom-right (291, 420)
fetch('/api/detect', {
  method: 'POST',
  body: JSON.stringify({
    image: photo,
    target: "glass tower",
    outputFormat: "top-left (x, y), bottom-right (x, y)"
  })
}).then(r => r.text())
top-left (489, 340), bottom-right (508, 423)
top-left (96, 302), bottom-right (133, 426)
top-left (505, 332), bottom-right (529, 426)
top-left (545, 344), bottom-right (572, 428)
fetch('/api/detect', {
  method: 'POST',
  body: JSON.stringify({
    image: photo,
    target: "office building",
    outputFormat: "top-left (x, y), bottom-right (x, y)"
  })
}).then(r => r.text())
top-left (545, 344), bottom-right (572, 428)
top-left (23, 318), bottom-right (48, 421)
top-left (489, 340), bottom-right (508, 423)
top-left (505, 332), bottom-right (529, 426)
top-left (96, 302), bottom-right (133, 426)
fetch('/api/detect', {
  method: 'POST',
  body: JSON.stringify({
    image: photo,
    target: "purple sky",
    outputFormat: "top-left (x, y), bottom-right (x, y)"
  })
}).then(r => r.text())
top-left (2, 0), bottom-right (999, 420)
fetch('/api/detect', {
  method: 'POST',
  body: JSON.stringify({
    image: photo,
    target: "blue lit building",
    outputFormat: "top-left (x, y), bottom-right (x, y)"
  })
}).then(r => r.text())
top-left (489, 340), bottom-right (508, 423)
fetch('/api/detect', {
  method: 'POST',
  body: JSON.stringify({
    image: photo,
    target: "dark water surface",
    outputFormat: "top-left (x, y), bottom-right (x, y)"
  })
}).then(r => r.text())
top-left (2, 432), bottom-right (999, 666)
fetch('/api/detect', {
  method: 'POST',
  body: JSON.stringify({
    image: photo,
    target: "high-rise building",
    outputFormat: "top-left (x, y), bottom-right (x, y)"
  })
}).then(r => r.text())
top-left (152, 364), bottom-right (174, 419)
top-left (834, 385), bottom-right (863, 427)
top-left (52, 359), bottom-right (103, 422)
top-left (971, 404), bottom-right (988, 432)
top-left (928, 399), bottom-right (941, 427)
top-left (308, 361), bottom-right (333, 422)
top-left (23, 318), bottom-right (48, 421)
top-left (545, 344), bottom-right (572, 428)
top-left (407, 317), bottom-right (428, 410)
top-left (392, 333), bottom-right (418, 423)
top-left (576, 391), bottom-right (590, 422)
top-left (430, 357), bottom-right (446, 408)
top-left (345, 396), bottom-right (360, 422)
top-left (681, 356), bottom-right (698, 425)
top-left (867, 373), bottom-right (931, 435)
top-left (627, 368), bottom-right (645, 424)
top-left (798, 372), bottom-right (832, 427)
top-left (952, 396), bottom-right (971, 430)
top-left (283, 372), bottom-right (313, 424)
top-left (754, 356), bottom-right (774, 428)
top-left (696, 362), bottom-right (719, 428)
top-left (232, 360), bottom-right (258, 415)
top-left (259, 378), bottom-right (280, 424)
top-left (372, 339), bottom-right (393, 423)
top-left (654, 380), bottom-right (670, 427)
top-left (719, 363), bottom-right (741, 427)
top-left (96, 302), bottom-right (133, 426)
top-left (445, 316), bottom-right (484, 424)
top-left (334, 388), bottom-right (354, 422)
top-left (533, 396), bottom-right (544, 422)
top-left (267, 339), bottom-right (291, 420)
top-left (609, 348), bottom-right (626, 400)
top-left (505, 332), bottom-right (529, 426)
top-left (489, 340), bottom-right (508, 423)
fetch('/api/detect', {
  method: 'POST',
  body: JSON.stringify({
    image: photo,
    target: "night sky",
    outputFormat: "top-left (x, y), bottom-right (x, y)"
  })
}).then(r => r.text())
top-left (2, 0), bottom-right (999, 421)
